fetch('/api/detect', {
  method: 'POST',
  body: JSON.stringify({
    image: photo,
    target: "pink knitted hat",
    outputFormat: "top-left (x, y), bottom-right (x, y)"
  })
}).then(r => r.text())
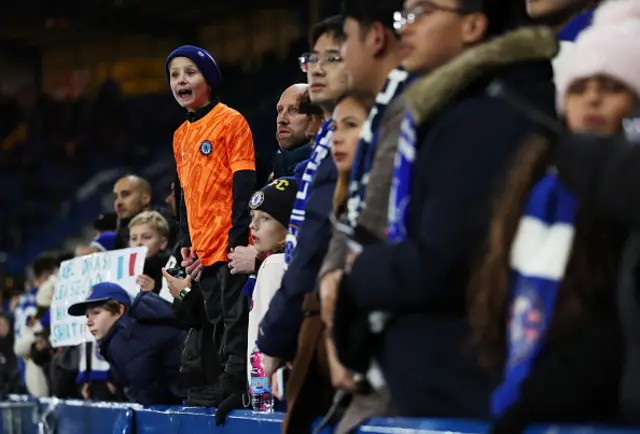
top-left (556, 0), bottom-right (640, 114)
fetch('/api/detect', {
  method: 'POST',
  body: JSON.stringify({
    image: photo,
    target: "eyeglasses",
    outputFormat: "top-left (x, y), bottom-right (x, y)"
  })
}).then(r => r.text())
top-left (393, 0), bottom-right (471, 30)
top-left (298, 52), bottom-right (343, 73)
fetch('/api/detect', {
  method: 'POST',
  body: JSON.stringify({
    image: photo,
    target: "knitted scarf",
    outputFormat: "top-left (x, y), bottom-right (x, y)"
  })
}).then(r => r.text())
top-left (346, 68), bottom-right (411, 227)
top-left (284, 119), bottom-right (333, 269)
top-left (76, 341), bottom-right (110, 383)
top-left (387, 111), bottom-right (418, 243)
top-left (492, 173), bottom-right (578, 415)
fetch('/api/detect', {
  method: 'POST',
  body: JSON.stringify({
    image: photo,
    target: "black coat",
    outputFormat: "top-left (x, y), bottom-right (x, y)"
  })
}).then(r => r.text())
top-left (342, 28), bottom-right (557, 419)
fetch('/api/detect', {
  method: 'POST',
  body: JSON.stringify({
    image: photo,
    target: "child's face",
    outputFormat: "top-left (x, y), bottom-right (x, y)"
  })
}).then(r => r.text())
top-left (249, 210), bottom-right (287, 253)
top-left (168, 57), bottom-right (211, 111)
top-left (564, 75), bottom-right (637, 135)
top-left (129, 222), bottom-right (168, 258)
top-left (86, 305), bottom-right (121, 340)
top-left (331, 97), bottom-right (367, 174)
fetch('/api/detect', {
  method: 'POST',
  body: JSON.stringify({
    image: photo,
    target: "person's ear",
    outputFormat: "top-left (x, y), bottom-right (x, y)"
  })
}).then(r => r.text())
top-left (142, 193), bottom-right (151, 208)
top-left (461, 13), bottom-right (488, 45)
top-left (160, 237), bottom-right (168, 251)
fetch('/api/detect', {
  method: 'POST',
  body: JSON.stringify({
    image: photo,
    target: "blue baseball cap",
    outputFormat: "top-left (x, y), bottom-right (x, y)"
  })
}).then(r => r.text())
top-left (67, 282), bottom-right (132, 317)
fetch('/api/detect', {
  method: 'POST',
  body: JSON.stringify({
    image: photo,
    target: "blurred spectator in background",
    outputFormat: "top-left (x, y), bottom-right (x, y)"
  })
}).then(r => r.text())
top-left (167, 44), bottom-right (256, 406)
top-left (13, 253), bottom-right (57, 388)
top-left (112, 175), bottom-right (152, 249)
top-left (129, 211), bottom-right (172, 293)
top-left (93, 212), bottom-right (118, 235)
top-left (0, 312), bottom-right (24, 398)
top-left (14, 252), bottom-right (67, 397)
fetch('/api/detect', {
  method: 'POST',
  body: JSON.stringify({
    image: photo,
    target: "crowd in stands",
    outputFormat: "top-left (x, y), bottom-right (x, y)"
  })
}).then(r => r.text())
top-left (3, 0), bottom-right (640, 433)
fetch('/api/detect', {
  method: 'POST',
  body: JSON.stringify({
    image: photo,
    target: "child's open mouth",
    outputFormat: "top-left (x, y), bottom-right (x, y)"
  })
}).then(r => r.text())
top-left (177, 89), bottom-right (192, 99)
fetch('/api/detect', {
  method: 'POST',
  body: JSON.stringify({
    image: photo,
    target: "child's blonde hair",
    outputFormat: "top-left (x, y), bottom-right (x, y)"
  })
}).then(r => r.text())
top-left (128, 211), bottom-right (170, 238)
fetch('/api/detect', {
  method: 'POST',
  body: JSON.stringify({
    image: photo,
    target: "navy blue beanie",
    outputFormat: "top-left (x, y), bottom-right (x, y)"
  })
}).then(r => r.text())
top-left (165, 45), bottom-right (222, 94)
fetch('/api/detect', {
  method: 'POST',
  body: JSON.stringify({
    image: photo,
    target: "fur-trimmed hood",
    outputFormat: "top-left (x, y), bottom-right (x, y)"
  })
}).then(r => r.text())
top-left (406, 27), bottom-right (559, 126)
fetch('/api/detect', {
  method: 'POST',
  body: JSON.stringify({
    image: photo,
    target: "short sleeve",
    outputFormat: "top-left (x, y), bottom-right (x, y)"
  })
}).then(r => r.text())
top-left (227, 112), bottom-right (256, 173)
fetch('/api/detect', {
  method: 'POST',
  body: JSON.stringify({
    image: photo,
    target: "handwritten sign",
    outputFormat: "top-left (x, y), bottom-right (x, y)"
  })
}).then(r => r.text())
top-left (50, 247), bottom-right (147, 347)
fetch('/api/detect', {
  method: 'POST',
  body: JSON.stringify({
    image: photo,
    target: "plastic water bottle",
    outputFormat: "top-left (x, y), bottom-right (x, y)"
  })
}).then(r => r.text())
top-left (249, 343), bottom-right (274, 413)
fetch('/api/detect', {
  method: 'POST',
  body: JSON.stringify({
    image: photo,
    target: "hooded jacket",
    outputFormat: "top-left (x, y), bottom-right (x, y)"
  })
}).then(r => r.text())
top-left (99, 291), bottom-right (186, 405)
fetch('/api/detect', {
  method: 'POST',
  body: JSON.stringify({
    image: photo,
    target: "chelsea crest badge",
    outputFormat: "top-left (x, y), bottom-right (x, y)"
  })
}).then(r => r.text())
top-left (249, 191), bottom-right (264, 209)
top-left (199, 140), bottom-right (213, 156)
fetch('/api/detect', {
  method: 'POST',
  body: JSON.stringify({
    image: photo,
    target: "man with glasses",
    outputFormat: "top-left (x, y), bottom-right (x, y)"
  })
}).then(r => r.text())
top-left (256, 15), bottom-right (348, 393)
top-left (334, 0), bottom-right (557, 421)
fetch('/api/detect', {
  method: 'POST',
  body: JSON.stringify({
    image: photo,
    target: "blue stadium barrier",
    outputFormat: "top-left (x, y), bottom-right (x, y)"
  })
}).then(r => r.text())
top-left (4, 395), bottom-right (640, 434)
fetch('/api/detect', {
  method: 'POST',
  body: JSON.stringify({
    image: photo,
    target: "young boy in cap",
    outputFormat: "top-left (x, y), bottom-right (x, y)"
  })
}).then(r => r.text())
top-left (166, 45), bottom-right (256, 402)
top-left (68, 282), bottom-right (185, 405)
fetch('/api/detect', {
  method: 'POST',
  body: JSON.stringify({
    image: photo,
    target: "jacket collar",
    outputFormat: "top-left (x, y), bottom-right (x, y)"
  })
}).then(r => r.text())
top-left (406, 27), bottom-right (558, 126)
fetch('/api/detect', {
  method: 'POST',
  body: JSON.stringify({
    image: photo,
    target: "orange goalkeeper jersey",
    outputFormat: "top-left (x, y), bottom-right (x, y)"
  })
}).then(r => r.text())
top-left (173, 102), bottom-right (255, 266)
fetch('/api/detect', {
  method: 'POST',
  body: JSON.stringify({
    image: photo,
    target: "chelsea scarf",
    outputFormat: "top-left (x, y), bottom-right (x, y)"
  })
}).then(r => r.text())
top-left (76, 341), bottom-right (110, 383)
top-left (492, 172), bottom-right (577, 415)
top-left (346, 68), bottom-right (411, 227)
top-left (387, 111), bottom-right (418, 243)
top-left (284, 119), bottom-right (333, 269)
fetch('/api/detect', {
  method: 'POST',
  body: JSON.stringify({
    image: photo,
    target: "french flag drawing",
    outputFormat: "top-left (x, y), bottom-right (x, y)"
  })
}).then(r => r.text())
top-left (117, 253), bottom-right (138, 280)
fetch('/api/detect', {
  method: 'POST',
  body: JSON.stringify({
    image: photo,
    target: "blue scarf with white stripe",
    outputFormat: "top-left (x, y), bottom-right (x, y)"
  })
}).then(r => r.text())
top-left (387, 111), bottom-right (417, 243)
top-left (76, 341), bottom-right (110, 383)
top-left (284, 119), bottom-right (333, 269)
top-left (347, 68), bottom-right (411, 227)
top-left (492, 173), bottom-right (578, 416)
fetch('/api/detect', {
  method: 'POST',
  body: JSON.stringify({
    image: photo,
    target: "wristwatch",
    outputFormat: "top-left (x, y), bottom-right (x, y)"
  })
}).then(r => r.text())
top-left (177, 286), bottom-right (192, 300)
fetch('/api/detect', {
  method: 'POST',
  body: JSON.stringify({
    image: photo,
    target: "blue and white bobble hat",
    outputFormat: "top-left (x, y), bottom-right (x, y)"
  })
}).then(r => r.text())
top-left (165, 45), bottom-right (223, 94)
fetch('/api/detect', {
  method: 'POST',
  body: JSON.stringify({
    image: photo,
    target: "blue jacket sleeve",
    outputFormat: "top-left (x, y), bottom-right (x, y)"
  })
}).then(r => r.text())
top-left (346, 100), bottom-right (537, 312)
top-left (257, 157), bottom-right (337, 361)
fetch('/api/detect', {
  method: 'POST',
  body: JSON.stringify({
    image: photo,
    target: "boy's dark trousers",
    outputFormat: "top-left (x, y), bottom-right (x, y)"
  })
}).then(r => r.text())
top-left (199, 262), bottom-right (248, 397)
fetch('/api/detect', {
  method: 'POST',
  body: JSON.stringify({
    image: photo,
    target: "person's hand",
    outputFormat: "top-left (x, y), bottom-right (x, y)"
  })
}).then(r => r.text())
top-left (215, 391), bottom-right (249, 426)
top-left (34, 336), bottom-right (49, 352)
top-left (161, 268), bottom-right (193, 298)
top-left (81, 383), bottom-right (91, 400)
top-left (106, 382), bottom-right (117, 395)
top-left (135, 274), bottom-right (156, 291)
top-left (326, 338), bottom-right (357, 392)
top-left (263, 354), bottom-right (285, 378)
top-left (181, 247), bottom-right (203, 281)
top-left (345, 251), bottom-right (359, 273)
top-left (228, 245), bottom-right (258, 275)
top-left (319, 270), bottom-right (343, 328)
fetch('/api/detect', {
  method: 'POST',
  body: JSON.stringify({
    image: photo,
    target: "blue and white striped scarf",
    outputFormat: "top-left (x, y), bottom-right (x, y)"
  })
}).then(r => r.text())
top-left (284, 119), bottom-right (333, 269)
top-left (76, 341), bottom-right (110, 383)
top-left (347, 68), bottom-right (411, 227)
top-left (492, 173), bottom-right (577, 415)
top-left (387, 111), bottom-right (417, 243)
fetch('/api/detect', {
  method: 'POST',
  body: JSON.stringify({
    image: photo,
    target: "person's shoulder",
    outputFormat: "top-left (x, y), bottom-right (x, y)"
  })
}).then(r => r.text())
top-left (262, 253), bottom-right (285, 268)
top-left (217, 103), bottom-right (248, 123)
top-left (173, 120), bottom-right (189, 136)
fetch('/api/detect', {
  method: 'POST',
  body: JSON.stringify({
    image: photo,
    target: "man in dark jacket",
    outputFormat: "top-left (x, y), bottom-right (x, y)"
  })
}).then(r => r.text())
top-left (272, 84), bottom-right (319, 180)
top-left (68, 282), bottom-right (185, 405)
top-left (335, 0), bottom-right (557, 420)
top-left (256, 15), bottom-right (348, 368)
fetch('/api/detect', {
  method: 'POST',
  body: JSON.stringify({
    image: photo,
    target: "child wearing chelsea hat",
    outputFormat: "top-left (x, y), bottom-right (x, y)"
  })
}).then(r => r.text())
top-left (167, 44), bottom-right (257, 404)
top-left (245, 178), bottom-right (299, 398)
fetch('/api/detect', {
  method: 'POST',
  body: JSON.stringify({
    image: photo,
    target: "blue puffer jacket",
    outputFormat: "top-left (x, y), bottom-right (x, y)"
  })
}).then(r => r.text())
top-left (98, 291), bottom-right (186, 405)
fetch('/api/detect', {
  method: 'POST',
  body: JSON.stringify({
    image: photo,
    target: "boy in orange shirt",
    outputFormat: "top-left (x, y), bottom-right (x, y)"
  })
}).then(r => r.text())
top-left (166, 45), bottom-right (256, 406)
